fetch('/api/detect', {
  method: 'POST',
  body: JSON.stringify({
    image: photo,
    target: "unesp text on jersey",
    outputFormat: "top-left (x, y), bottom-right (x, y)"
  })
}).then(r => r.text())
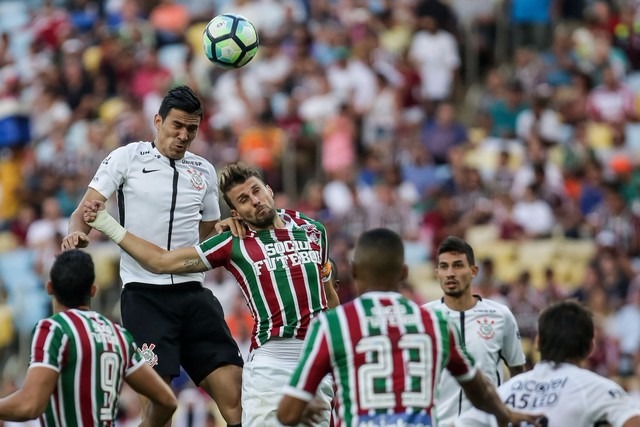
top-left (252, 242), bottom-right (322, 275)
top-left (367, 305), bottom-right (421, 328)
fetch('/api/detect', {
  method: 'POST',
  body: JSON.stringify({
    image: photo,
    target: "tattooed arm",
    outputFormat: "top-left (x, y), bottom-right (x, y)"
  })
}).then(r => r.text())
top-left (83, 200), bottom-right (209, 274)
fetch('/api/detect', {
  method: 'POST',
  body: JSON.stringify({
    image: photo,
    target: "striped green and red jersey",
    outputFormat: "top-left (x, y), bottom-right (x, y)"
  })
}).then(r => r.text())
top-left (285, 291), bottom-right (477, 427)
top-left (29, 309), bottom-right (144, 427)
top-left (196, 209), bottom-right (329, 350)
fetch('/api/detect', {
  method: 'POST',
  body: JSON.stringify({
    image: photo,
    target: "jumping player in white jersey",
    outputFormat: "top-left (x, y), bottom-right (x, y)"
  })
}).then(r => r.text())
top-left (457, 300), bottom-right (640, 427)
top-left (0, 250), bottom-right (177, 426)
top-left (425, 236), bottom-right (526, 427)
top-left (83, 162), bottom-right (340, 426)
top-left (277, 228), bottom-right (542, 427)
top-left (61, 86), bottom-right (243, 426)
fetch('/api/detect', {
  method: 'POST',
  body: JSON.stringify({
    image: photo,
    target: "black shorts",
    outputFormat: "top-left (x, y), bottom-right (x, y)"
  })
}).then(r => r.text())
top-left (121, 282), bottom-right (244, 385)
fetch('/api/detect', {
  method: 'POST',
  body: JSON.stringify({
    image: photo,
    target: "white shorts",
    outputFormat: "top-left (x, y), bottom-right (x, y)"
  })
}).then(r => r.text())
top-left (242, 338), bottom-right (334, 427)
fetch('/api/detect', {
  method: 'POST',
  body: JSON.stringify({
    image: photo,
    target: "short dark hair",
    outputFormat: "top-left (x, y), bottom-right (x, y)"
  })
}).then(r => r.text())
top-left (354, 228), bottom-right (405, 282)
top-left (158, 85), bottom-right (203, 120)
top-left (328, 257), bottom-right (339, 290)
top-left (50, 250), bottom-right (95, 308)
top-left (437, 236), bottom-right (475, 266)
top-left (219, 162), bottom-right (264, 209)
top-left (538, 300), bottom-right (594, 363)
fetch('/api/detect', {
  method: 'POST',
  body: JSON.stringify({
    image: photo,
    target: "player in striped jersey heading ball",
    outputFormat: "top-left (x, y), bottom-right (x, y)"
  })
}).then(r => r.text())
top-left (0, 250), bottom-right (176, 426)
top-left (277, 228), bottom-right (543, 427)
top-left (83, 162), bottom-right (340, 426)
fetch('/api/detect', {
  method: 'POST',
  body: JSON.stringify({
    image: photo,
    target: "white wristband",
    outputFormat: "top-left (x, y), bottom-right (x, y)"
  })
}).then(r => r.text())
top-left (89, 210), bottom-right (127, 244)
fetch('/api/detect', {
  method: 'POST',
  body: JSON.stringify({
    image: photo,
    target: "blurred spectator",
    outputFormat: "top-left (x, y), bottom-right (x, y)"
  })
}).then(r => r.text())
top-left (400, 143), bottom-right (443, 199)
top-left (409, 14), bottom-right (460, 105)
top-left (225, 293), bottom-right (254, 360)
top-left (540, 27), bottom-right (577, 87)
top-left (515, 84), bottom-right (562, 145)
top-left (595, 248), bottom-right (633, 312)
top-left (361, 72), bottom-right (400, 153)
top-left (555, 71), bottom-right (592, 125)
top-left (321, 104), bottom-right (356, 179)
top-left (490, 150), bottom-right (515, 195)
top-left (54, 173), bottom-right (84, 217)
top-left (510, 0), bottom-right (554, 52)
top-left (420, 101), bottom-right (468, 165)
top-left (512, 184), bottom-right (555, 238)
top-left (149, 0), bottom-right (190, 47)
top-left (131, 48), bottom-right (172, 102)
top-left (420, 189), bottom-right (464, 254)
top-left (32, 0), bottom-right (71, 51)
top-left (513, 46), bottom-right (547, 93)
top-left (586, 63), bottom-right (637, 124)
top-left (112, 0), bottom-right (156, 48)
top-left (415, 0), bottom-right (458, 35)
top-left (0, 148), bottom-right (26, 225)
top-left (365, 178), bottom-right (420, 241)
top-left (588, 182), bottom-right (640, 257)
top-left (492, 193), bottom-right (525, 240)
top-left (26, 196), bottom-right (68, 281)
top-left (204, 269), bottom-right (242, 316)
top-left (296, 179), bottom-right (332, 223)
top-left (326, 45), bottom-right (377, 116)
top-left (472, 258), bottom-right (509, 306)
top-left (538, 266), bottom-right (567, 305)
top-left (237, 108), bottom-right (286, 189)
top-left (611, 283), bottom-right (640, 376)
top-left (487, 80), bottom-right (527, 138)
top-left (508, 270), bottom-right (544, 340)
top-left (30, 86), bottom-right (72, 144)
top-left (7, 203), bottom-right (37, 247)
top-left (586, 312), bottom-right (621, 377)
top-left (613, 3), bottom-right (640, 71)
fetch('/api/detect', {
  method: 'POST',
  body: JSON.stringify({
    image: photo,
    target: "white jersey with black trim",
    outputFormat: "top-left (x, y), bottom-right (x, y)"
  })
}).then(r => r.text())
top-left (424, 296), bottom-right (526, 427)
top-left (89, 141), bottom-right (220, 286)
top-left (456, 362), bottom-right (640, 427)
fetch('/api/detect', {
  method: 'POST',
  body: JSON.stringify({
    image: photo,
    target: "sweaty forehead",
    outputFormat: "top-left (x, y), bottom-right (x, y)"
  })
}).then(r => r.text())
top-left (228, 177), bottom-right (263, 198)
top-left (437, 251), bottom-right (467, 263)
top-left (167, 109), bottom-right (201, 125)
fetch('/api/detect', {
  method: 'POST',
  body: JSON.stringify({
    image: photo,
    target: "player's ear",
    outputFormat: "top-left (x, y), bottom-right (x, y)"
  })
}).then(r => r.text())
top-left (45, 281), bottom-right (54, 296)
top-left (470, 264), bottom-right (479, 278)
top-left (587, 337), bottom-right (596, 358)
top-left (351, 260), bottom-right (358, 280)
top-left (90, 284), bottom-right (98, 298)
top-left (266, 185), bottom-right (274, 198)
top-left (153, 114), bottom-right (162, 131)
top-left (230, 209), bottom-right (240, 219)
top-left (400, 264), bottom-right (408, 282)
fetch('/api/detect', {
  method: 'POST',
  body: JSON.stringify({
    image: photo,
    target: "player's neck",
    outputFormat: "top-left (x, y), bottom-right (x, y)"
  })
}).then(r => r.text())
top-left (443, 292), bottom-right (477, 311)
top-left (248, 213), bottom-right (286, 231)
top-left (53, 300), bottom-right (91, 314)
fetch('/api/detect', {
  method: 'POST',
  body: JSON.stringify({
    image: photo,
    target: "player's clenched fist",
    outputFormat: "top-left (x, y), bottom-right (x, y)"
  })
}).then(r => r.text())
top-left (82, 200), bottom-right (104, 223)
top-left (60, 231), bottom-right (91, 250)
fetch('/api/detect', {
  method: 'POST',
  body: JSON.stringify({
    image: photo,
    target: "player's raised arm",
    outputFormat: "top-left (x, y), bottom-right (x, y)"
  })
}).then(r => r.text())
top-left (83, 200), bottom-right (209, 274)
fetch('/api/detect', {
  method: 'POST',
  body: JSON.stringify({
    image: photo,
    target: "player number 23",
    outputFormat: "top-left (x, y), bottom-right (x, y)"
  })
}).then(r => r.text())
top-left (355, 334), bottom-right (433, 410)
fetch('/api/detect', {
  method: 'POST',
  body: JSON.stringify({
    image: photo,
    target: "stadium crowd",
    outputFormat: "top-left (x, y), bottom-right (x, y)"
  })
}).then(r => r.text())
top-left (1, 0), bottom-right (640, 424)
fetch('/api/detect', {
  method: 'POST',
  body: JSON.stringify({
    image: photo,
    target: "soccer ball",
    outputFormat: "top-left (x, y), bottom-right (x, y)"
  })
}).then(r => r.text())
top-left (202, 14), bottom-right (259, 69)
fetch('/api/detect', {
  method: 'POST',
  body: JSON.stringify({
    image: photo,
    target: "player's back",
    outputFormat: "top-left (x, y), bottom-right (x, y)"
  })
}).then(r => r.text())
top-left (326, 291), bottom-right (462, 427)
top-left (457, 361), bottom-right (640, 427)
top-left (32, 309), bottom-right (142, 426)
